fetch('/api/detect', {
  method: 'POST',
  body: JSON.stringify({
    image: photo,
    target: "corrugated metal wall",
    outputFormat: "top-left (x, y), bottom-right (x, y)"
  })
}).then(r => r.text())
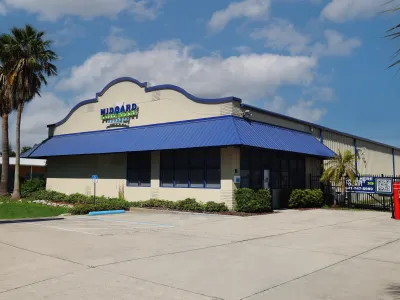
top-left (322, 131), bottom-right (355, 155)
top-left (320, 129), bottom-right (397, 176)
top-left (357, 140), bottom-right (393, 175)
top-left (395, 150), bottom-right (400, 176)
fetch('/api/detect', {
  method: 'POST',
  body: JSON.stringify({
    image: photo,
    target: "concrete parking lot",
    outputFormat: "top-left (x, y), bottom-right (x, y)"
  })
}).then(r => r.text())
top-left (0, 209), bottom-right (400, 300)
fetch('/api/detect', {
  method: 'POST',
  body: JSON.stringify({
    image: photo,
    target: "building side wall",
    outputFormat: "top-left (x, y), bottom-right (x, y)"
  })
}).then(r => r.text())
top-left (221, 147), bottom-right (240, 208)
top-left (54, 82), bottom-right (231, 136)
top-left (356, 140), bottom-right (393, 175)
top-left (320, 129), bottom-right (396, 176)
top-left (46, 154), bottom-right (128, 198)
top-left (394, 150), bottom-right (400, 176)
top-left (322, 130), bottom-right (355, 155)
top-left (233, 102), bottom-right (310, 132)
top-left (46, 147), bottom-right (239, 208)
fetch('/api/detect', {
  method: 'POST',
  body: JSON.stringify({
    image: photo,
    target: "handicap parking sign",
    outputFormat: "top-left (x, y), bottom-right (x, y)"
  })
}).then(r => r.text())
top-left (92, 175), bottom-right (98, 183)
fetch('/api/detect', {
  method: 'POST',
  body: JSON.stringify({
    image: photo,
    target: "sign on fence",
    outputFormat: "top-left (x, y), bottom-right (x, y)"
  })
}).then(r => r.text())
top-left (345, 177), bottom-right (393, 195)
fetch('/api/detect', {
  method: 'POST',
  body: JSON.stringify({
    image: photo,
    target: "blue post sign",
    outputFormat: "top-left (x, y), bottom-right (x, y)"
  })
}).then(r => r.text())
top-left (92, 175), bottom-right (98, 206)
top-left (346, 177), bottom-right (393, 195)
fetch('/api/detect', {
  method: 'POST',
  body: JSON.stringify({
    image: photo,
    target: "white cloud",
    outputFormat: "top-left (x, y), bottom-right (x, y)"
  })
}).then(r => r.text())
top-left (56, 40), bottom-right (317, 101)
top-left (264, 95), bottom-right (285, 112)
top-left (251, 19), bottom-right (311, 55)
top-left (208, 0), bottom-right (270, 32)
top-left (2, 0), bottom-right (164, 21)
top-left (262, 95), bottom-right (326, 122)
top-left (130, 0), bottom-right (164, 21)
top-left (49, 19), bottom-right (86, 47)
top-left (3, 93), bottom-right (71, 148)
top-left (287, 100), bottom-right (326, 122)
top-left (105, 27), bottom-right (136, 52)
top-left (311, 30), bottom-right (361, 56)
top-left (252, 20), bottom-right (361, 57)
top-left (303, 86), bottom-right (335, 102)
top-left (321, 0), bottom-right (386, 23)
top-left (0, 2), bottom-right (6, 15)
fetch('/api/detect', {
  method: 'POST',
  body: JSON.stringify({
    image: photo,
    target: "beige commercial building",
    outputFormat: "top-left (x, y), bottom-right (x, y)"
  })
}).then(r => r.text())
top-left (24, 77), bottom-right (400, 209)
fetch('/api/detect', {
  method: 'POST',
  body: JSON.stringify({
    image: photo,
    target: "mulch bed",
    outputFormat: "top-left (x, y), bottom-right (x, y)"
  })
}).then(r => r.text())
top-left (130, 207), bottom-right (275, 217)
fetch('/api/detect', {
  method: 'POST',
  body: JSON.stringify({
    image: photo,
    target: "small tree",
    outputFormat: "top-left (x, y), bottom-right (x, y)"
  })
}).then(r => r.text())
top-left (320, 150), bottom-right (360, 206)
top-left (386, 4), bottom-right (400, 69)
top-left (21, 146), bottom-right (32, 155)
top-left (8, 144), bottom-right (15, 157)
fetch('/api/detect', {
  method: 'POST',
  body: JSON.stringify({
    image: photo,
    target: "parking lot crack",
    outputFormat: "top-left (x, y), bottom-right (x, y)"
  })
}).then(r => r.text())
top-left (98, 268), bottom-right (224, 300)
top-left (240, 235), bottom-right (400, 299)
top-left (0, 241), bottom-right (88, 267)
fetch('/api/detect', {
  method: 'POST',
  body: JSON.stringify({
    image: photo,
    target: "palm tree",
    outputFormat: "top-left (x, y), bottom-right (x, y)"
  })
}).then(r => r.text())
top-left (0, 60), bottom-right (12, 196)
top-left (320, 150), bottom-right (358, 206)
top-left (386, 3), bottom-right (400, 68)
top-left (0, 25), bottom-right (57, 200)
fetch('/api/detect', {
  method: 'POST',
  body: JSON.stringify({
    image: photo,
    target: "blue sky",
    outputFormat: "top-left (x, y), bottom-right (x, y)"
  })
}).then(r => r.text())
top-left (0, 0), bottom-right (399, 147)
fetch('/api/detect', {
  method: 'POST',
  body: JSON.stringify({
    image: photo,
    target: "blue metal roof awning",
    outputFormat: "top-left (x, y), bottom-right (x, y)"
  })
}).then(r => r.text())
top-left (25, 116), bottom-right (336, 158)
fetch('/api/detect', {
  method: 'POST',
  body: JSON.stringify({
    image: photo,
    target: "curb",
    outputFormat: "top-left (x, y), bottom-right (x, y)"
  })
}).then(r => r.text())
top-left (88, 210), bottom-right (126, 216)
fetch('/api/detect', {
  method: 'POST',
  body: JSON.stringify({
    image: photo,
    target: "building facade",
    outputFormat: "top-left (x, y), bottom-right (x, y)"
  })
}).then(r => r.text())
top-left (24, 77), bottom-right (400, 209)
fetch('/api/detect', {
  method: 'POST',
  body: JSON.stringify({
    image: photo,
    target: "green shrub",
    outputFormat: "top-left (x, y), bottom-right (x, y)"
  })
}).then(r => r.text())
top-left (21, 178), bottom-right (46, 198)
top-left (204, 201), bottom-right (228, 212)
top-left (175, 198), bottom-right (204, 211)
top-left (130, 201), bottom-right (142, 207)
top-left (66, 193), bottom-right (91, 204)
top-left (289, 189), bottom-right (324, 209)
top-left (30, 190), bottom-right (67, 202)
top-left (131, 198), bottom-right (228, 213)
top-left (69, 201), bottom-right (131, 215)
top-left (235, 188), bottom-right (271, 213)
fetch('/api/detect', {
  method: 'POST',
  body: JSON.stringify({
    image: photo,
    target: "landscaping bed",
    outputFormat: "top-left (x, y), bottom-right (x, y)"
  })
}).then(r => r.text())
top-left (132, 206), bottom-right (274, 217)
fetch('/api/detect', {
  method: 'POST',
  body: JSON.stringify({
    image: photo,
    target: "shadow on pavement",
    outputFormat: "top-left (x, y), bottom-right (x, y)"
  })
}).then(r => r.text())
top-left (386, 284), bottom-right (400, 299)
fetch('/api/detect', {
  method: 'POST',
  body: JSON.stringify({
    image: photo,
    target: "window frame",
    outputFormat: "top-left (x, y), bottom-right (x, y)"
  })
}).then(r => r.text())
top-left (126, 151), bottom-right (152, 187)
top-left (160, 148), bottom-right (221, 189)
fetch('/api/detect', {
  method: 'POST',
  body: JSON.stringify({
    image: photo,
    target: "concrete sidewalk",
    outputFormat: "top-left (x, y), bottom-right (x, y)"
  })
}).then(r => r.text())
top-left (0, 209), bottom-right (399, 299)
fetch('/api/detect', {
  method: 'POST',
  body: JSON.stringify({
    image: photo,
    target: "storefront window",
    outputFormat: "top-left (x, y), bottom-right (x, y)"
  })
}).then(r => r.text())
top-left (240, 147), bottom-right (306, 190)
top-left (160, 151), bottom-right (174, 187)
top-left (127, 151), bottom-right (151, 187)
top-left (160, 148), bottom-right (221, 189)
top-left (190, 148), bottom-right (205, 188)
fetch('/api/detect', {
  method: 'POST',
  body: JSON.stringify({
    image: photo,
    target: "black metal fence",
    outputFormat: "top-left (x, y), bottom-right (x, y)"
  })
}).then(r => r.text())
top-left (311, 175), bottom-right (399, 214)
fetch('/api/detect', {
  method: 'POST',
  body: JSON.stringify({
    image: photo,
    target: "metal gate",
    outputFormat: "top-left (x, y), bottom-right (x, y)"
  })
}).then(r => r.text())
top-left (311, 175), bottom-right (399, 215)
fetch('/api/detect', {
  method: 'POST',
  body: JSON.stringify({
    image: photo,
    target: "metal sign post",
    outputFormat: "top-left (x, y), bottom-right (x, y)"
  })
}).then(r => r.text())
top-left (92, 175), bottom-right (98, 206)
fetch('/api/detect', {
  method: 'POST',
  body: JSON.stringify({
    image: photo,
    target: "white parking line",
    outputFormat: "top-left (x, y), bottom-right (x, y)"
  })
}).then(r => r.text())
top-left (31, 223), bottom-right (100, 236)
top-left (75, 216), bottom-right (176, 228)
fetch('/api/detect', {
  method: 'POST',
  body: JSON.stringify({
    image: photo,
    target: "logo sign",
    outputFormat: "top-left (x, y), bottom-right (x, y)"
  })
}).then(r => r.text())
top-left (100, 103), bottom-right (139, 128)
top-left (345, 177), bottom-right (393, 195)
top-left (92, 175), bottom-right (98, 183)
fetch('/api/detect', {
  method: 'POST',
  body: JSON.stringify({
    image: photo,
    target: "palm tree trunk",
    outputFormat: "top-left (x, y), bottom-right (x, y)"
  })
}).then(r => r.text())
top-left (0, 113), bottom-right (9, 196)
top-left (11, 103), bottom-right (23, 200)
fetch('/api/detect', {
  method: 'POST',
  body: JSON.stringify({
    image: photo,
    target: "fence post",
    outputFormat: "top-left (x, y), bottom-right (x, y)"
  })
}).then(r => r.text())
top-left (347, 192), bottom-right (350, 208)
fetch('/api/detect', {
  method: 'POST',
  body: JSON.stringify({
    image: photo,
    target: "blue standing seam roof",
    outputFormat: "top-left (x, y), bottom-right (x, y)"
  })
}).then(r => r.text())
top-left (26, 116), bottom-right (336, 158)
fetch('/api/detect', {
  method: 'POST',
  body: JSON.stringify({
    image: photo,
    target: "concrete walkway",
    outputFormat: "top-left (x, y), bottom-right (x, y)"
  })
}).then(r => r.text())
top-left (0, 209), bottom-right (399, 299)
